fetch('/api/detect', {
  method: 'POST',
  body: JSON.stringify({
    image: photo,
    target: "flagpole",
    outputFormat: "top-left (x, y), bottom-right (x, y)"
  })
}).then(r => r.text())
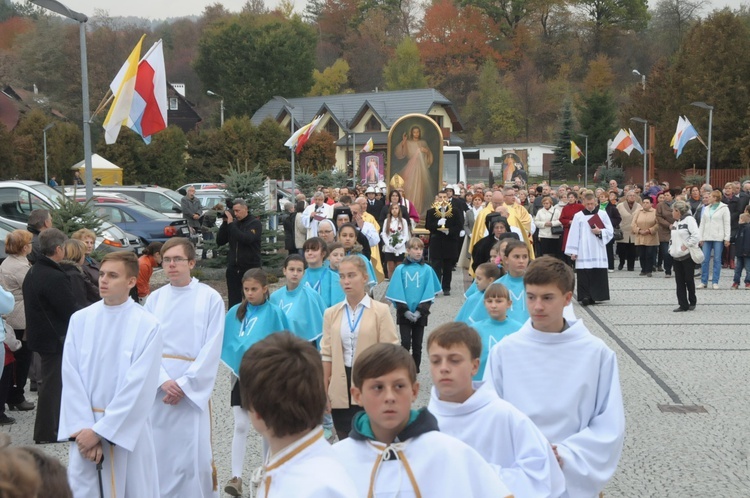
top-left (631, 118), bottom-right (648, 187)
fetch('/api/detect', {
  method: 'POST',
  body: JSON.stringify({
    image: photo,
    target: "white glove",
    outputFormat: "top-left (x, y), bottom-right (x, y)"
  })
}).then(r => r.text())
top-left (437, 218), bottom-right (447, 227)
top-left (412, 310), bottom-right (422, 321)
top-left (403, 311), bottom-right (416, 322)
top-left (459, 230), bottom-right (465, 237)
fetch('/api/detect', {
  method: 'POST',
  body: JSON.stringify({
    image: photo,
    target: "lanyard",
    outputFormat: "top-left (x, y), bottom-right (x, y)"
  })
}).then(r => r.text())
top-left (345, 304), bottom-right (365, 335)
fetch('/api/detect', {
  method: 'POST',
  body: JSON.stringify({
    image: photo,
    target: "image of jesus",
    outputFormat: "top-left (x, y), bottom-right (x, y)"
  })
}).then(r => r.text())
top-left (395, 125), bottom-right (434, 216)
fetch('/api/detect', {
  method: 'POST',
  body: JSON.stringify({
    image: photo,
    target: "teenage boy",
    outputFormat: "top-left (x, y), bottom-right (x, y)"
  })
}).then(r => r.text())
top-left (239, 332), bottom-right (357, 497)
top-left (145, 238), bottom-right (225, 498)
top-left (484, 256), bottom-right (625, 498)
top-left (59, 251), bottom-right (162, 498)
top-left (332, 343), bottom-right (513, 497)
top-left (471, 283), bottom-right (523, 379)
top-left (455, 262), bottom-right (502, 324)
top-left (427, 322), bottom-right (565, 498)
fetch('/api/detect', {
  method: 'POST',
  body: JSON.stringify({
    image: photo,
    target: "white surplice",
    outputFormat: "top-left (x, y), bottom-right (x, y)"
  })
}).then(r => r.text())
top-left (145, 278), bottom-right (225, 498)
top-left (564, 209), bottom-right (613, 269)
top-left (428, 381), bottom-right (566, 498)
top-left (483, 318), bottom-right (625, 498)
top-left (59, 299), bottom-right (163, 498)
top-left (255, 427), bottom-right (357, 497)
top-left (332, 431), bottom-right (514, 498)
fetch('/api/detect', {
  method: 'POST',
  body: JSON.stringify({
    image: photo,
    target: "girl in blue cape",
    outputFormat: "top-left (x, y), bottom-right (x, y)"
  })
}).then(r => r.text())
top-left (470, 282), bottom-right (522, 379)
top-left (338, 223), bottom-right (377, 288)
top-left (455, 262), bottom-right (502, 325)
top-left (300, 237), bottom-right (344, 307)
top-left (494, 240), bottom-right (531, 324)
top-left (270, 254), bottom-right (327, 346)
top-left (222, 268), bottom-right (289, 490)
top-left (385, 237), bottom-right (441, 372)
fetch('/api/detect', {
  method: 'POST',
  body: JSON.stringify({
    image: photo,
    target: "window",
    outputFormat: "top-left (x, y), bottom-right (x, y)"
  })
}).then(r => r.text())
top-left (430, 115), bottom-right (443, 128)
top-left (324, 119), bottom-right (339, 137)
top-left (0, 187), bottom-right (26, 222)
top-left (144, 192), bottom-right (180, 214)
top-left (365, 116), bottom-right (381, 132)
top-left (169, 98), bottom-right (179, 111)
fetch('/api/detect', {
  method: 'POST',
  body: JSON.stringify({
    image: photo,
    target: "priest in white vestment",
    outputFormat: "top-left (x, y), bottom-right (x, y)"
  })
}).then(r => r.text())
top-left (564, 192), bottom-right (613, 305)
top-left (146, 239), bottom-right (225, 498)
top-left (59, 252), bottom-right (162, 498)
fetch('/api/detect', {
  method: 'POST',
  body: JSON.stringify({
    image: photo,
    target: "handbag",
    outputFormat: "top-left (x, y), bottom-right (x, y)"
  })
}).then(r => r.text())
top-left (551, 225), bottom-right (564, 235)
top-left (688, 244), bottom-right (705, 264)
top-left (613, 228), bottom-right (624, 241)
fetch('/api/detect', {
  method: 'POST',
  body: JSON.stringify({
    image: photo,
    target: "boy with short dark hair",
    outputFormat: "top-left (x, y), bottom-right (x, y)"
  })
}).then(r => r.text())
top-left (239, 332), bottom-right (356, 497)
top-left (332, 343), bottom-right (513, 497)
top-left (427, 322), bottom-right (564, 498)
top-left (484, 256), bottom-right (625, 498)
top-left (456, 262), bottom-right (502, 324)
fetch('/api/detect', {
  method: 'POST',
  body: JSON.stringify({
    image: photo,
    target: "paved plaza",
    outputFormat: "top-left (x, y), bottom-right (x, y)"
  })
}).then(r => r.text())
top-left (2, 264), bottom-right (749, 496)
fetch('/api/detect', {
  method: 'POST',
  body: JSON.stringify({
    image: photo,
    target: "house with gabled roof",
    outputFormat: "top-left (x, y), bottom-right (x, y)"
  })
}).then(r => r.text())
top-left (251, 88), bottom-right (464, 170)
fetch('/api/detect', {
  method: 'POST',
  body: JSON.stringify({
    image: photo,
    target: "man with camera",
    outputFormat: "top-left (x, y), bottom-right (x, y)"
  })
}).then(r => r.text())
top-left (217, 198), bottom-right (263, 307)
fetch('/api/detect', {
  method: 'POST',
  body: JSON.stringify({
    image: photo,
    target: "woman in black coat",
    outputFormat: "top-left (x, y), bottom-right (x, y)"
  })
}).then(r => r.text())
top-left (602, 191), bottom-right (623, 272)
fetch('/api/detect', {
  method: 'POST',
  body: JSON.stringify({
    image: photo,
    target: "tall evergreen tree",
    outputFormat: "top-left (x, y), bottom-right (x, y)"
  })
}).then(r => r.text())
top-left (551, 100), bottom-right (575, 181)
top-left (578, 90), bottom-right (617, 165)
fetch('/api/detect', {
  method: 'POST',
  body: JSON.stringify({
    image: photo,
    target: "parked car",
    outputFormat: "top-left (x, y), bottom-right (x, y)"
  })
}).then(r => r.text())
top-left (177, 183), bottom-right (226, 193)
top-left (89, 185), bottom-right (184, 219)
top-left (0, 180), bottom-right (138, 255)
top-left (92, 202), bottom-right (190, 244)
top-left (0, 219), bottom-right (15, 262)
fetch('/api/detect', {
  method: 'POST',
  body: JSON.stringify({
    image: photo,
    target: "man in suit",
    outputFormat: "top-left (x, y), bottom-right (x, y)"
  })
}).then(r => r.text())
top-left (425, 190), bottom-right (464, 296)
top-left (364, 186), bottom-right (384, 219)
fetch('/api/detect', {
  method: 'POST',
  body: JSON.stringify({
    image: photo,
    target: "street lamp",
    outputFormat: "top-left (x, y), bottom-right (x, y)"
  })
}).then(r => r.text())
top-left (630, 117), bottom-right (648, 187)
top-left (578, 133), bottom-right (588, 188)
top-left (206, 90), bottom-right (224, 128)
top-left (632, 69), bottom-right (646, 92)
top-left (43, 123), bottom-right (55, 186)
top-left (273, 96), bottom-right (296, 196)
top-left (691, 101), bottom-right (714, 186)
top-left (31, 0), bottom-right (93, 199)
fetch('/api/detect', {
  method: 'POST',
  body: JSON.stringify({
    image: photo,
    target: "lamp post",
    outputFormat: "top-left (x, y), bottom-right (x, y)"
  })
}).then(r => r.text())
top-left (43, 123), bottom-right (55, 186)
top-left (350, 132), bottom-right (356, 188)
top-left (206, 90), bottom-right (224, 128)
top-left (632, 69), bottom-right (646, 92)
top-left (578, 133), bottom-right (588, 188)
top-left (273, 96), bottom-right (296, 196)
top-left (691, 101), bottom-right (714, 186)
top-left (630, 117), bottom-right (648, 187)
top-left (31, 0), bottom-right (93, 199)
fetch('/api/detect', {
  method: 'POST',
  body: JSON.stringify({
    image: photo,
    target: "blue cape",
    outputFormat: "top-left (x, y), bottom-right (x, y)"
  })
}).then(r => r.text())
top-left (301, 266), bottom-right (345, 308)
top-left (385, 261), bottom-right (441, 312)
top-left (495, 274), bottom-right (529, 324)
top-left (269, 284), bottom-right (327, 344)
top-left (471, 317), bottom-right (523, 380)
top-left (221, 301), bottom-right (290, 376)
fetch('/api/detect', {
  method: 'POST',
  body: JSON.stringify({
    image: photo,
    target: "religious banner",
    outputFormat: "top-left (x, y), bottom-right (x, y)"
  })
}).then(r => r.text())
top-left (387, 114), bottom-right (443, 220)
top-left (360, 152), bottom-right (385, 185)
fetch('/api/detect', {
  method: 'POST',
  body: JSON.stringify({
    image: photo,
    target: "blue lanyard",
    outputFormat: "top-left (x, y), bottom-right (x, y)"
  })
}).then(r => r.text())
top-left (345, 304), bottom-right (365, 334)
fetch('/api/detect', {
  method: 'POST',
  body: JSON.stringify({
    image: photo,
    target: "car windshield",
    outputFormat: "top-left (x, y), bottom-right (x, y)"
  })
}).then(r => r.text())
top-left (163, 189), bottom-right (183, 204)
top-left (30, 184), bottom-right (65, 206)
top-left (123, 204), bottom-right (169, 220)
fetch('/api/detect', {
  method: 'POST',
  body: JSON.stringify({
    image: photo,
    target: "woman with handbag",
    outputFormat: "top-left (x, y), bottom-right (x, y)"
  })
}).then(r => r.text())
top-left (669, 201), bottom-right (700, 312)
top-left (534, 195), bottom-right (563, 258)
top-left (600, 191), bottom-right (622, 272)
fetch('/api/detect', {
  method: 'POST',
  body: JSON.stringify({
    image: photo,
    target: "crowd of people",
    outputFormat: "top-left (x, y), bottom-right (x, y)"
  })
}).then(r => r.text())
top-left (0, 175), bottom-right (748, 498)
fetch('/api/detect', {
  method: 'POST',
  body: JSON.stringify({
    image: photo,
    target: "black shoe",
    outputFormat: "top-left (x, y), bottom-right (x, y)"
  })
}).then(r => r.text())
top-left (443, 290), bottom-right (451, 296)
top-left (580, 298), bottom-right (591, 306)
top-left (688, 305), bottom-right (696, 310)
top-left (656, 266), bottom-right (663, 272)
top-left (0, 414), bottom-right (15, 425)
top-left (8, 401), bottom-right (34, 411)
top-left (639, 272), bottom-right (646, 276)
top-left (673, 307), bottom-right (688, 312)
top-left (30, 381), bottom-right (38, 392)
top-left (618, 263), bottom-right (624, 270)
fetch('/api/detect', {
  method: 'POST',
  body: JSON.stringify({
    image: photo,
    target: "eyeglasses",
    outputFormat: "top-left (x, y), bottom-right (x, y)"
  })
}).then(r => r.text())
top-left (162, 257), bottom-right (189, 264)
top-left (318, 229), bottom-right (333, 234)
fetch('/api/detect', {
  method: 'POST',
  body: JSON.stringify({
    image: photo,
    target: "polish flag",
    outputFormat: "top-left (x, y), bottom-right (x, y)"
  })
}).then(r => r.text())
top-left (128, 40), bottom-right (168, 143)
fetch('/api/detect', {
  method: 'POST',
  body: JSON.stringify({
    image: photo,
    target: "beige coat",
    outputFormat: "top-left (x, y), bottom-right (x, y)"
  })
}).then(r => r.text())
top-left (631, 209), bottom-right (659, 246)
top-left (0, 254), bottom-right (30, 331)
top-left (617, 201), bottom-right (642, 244)
top-left (321, 299), bottom-right (398, 408)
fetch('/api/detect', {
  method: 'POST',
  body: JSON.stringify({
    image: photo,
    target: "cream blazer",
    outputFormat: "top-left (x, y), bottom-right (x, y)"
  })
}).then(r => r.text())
top-left (321, 299), bottom-right (399, 409)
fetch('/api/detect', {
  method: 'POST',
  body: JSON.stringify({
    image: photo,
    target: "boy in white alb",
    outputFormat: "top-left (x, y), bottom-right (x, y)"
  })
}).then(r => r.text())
top-left (145, 238), bottom-right (225, 498)
top-left (427, 321), bottom-right (565, 498)
top-left (484, 256), bottom-right (625, 498)
top-left (332, 343), bottom-right (514, 498)
top-left (239, 332), bottom-right (357, 497)
top-left (59, 251), bottom-right (162, 498)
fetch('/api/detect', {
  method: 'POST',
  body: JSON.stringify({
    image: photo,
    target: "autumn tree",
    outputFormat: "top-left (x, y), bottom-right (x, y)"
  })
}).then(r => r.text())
top-left (463, 61), bottom-right (520, 144)
top-left (382, 37), bottom-right (427, 91)
top-left (297, 131), bottom-right (337, 174)
top-left (308, 58), bottom-right (351, 96)
top-left (578, 0), bottom-right (650, 53)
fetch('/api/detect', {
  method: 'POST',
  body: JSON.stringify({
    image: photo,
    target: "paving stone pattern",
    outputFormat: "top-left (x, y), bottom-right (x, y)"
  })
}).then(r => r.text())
top-left (2, 265), bottom-right (749, 496)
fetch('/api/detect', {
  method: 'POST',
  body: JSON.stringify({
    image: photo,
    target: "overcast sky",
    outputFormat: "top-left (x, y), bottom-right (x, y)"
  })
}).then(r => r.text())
top-left (46, 0), bottom-right (749, 21)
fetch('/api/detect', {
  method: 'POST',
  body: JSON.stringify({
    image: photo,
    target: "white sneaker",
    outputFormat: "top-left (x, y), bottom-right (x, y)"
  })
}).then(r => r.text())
top-left (712, 283), bottom-right (719, 290)
top-left (698, 283), bottom-right (707, 289)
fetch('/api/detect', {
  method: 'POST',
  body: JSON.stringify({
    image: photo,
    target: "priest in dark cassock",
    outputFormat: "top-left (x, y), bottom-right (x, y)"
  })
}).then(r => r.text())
top-left (564, 192), bottom-right (613, 306)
